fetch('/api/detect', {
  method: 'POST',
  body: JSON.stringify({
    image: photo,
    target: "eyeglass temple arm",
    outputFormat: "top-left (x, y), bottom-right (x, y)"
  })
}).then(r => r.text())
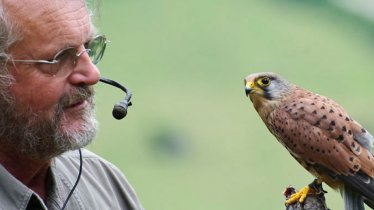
top-left (10, 59), bottom-right (59, 64)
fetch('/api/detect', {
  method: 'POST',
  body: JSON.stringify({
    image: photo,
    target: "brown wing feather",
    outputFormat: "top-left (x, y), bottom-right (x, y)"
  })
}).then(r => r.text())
top-left (268, 88), bottom-right (374, 178)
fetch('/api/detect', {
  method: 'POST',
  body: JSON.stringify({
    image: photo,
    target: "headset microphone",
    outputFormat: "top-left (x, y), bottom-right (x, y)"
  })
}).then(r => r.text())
top-left (60, 78), bottom-right (132, 210)
top-left (99, 77), bottom-right (133, 120)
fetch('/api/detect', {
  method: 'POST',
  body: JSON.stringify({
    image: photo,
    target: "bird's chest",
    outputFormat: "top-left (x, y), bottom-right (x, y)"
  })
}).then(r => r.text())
top-left (265, 116), bottom-right (302, 157)
top-left (265, 111), bottom-right (343, 190)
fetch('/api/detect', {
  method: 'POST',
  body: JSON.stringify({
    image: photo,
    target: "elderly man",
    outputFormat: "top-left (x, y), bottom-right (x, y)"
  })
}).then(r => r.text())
top-left (0, 0), bottom-right (143, 209)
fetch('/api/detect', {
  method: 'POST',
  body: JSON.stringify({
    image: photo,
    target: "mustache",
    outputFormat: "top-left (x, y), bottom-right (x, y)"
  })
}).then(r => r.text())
top-left (59, 86), bottom-right (94, 108)
top-left (54, 86), bottom-right (95, 121)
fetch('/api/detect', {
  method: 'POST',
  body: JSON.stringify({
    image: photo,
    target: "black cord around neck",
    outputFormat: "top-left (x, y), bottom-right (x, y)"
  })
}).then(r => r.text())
top-left (60, 149), bottom-right (83, 210)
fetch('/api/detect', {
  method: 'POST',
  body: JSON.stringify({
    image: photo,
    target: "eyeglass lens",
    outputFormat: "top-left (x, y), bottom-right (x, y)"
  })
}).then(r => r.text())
top-left (86, 35), bottom-right (107, 65)
top-left (43, 35), bottom-right (107, 75)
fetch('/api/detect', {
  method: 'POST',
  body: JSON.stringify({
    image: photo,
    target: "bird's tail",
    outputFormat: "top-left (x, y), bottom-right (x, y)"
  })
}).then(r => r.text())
top-left (342, 185), bottom-right (365, 210)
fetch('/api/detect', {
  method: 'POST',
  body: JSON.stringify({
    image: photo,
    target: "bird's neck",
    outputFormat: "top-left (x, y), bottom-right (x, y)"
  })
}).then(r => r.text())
top-left (252, 96), bottom-right (281, 123)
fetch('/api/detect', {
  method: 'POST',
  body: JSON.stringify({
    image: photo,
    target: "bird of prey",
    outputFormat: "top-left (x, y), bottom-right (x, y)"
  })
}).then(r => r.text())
top-left (244, 72), bottom-right (374, 210)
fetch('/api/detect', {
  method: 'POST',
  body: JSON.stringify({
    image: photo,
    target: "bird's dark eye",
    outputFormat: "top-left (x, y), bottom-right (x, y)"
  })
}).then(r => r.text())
top-left (258, 77), bottom-right (271, 87)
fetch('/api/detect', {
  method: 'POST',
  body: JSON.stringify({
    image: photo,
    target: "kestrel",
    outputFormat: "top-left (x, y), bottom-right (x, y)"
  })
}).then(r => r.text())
top-left (244, 72), bottom-right (374, 210)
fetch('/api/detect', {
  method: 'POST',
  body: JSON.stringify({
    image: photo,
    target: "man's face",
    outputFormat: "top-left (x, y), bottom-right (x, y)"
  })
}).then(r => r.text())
top-left (0, 0), bottom-right (101, 159)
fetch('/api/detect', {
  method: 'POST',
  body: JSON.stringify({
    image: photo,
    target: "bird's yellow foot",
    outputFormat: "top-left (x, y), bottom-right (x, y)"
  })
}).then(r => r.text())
top-left (285, 185), bottom-right (312, 205)
top-left (284, 179), bottom-right (325, 206)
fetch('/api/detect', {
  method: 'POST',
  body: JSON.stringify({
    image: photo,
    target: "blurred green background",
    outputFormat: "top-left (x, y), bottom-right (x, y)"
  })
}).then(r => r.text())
top-left (89, 0), bottom-right (374, 209)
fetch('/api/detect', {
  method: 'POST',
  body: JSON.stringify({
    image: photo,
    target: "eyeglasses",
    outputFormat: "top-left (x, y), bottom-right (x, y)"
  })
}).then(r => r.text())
top-left (9, 35), bottom-right (108, 75)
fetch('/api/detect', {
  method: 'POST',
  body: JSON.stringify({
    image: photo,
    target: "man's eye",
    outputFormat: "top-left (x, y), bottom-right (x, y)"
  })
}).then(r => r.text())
top-left (54, 48), bottom-right (75, 63)
top-left (84, 40), bottom-right (91, 49)
top-left (34, 62), bottom-right (58, 75)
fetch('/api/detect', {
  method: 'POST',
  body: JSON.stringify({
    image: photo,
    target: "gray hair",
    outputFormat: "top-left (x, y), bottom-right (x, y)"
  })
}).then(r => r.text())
top-left (0, 3), bottom-right (22, 68)
top-left (0, 3), bottom-right (20, 101)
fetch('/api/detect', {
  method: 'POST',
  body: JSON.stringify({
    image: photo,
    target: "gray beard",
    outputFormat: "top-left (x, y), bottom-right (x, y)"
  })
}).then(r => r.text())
top-left (0, 85), bottom-right (98, 160)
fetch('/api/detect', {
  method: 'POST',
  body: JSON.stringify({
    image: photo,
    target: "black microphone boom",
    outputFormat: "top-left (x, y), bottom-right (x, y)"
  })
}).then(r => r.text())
top-left (61, 79), bottom-right (132, 209)
top-left (99, 77), bottom-right (132, 120)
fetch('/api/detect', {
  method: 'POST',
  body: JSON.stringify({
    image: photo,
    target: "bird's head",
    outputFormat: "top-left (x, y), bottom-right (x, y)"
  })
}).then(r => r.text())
top-left (244, 72), bottom-right (293, 113)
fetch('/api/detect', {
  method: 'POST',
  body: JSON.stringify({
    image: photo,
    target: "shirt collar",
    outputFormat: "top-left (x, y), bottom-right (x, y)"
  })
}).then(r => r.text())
top-left (0, 164), bottom-right (37, 209)
top-left (0, 164), bottom-right (52, 210)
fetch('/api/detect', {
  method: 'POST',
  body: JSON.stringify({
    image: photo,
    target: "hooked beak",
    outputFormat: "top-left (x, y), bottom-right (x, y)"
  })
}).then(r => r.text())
top-left (245, 87), bottom-right (252, 96)
top-left (245, 81), bottom-right (255, 97)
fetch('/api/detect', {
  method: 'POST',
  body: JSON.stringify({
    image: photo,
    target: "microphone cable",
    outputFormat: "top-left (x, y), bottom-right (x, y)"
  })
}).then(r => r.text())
top-left (60, 149), bottom-right (83, 210)
top-left (60, 77), bottom-right (131, 209)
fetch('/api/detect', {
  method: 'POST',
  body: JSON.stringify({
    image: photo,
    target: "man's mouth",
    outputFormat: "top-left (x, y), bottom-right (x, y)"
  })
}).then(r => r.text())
top-left (57, 86), bottom-right (94, 117)
top-left (64, 100), bottom-right (87, 110)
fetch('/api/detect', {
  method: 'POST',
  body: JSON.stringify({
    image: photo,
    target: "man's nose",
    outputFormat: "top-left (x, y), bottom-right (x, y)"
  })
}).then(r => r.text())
top-left (68, 47), bottom-right (101, 86)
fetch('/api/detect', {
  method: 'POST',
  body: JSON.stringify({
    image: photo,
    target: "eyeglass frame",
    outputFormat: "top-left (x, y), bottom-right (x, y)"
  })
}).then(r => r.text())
top-left (11, 48), bottom-right (91, 65)
top-left (7, 35), bottom-right (108, 72)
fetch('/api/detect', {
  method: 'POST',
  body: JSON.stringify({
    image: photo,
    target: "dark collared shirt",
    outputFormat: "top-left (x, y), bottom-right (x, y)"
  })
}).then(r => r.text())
top-left (0, 149), bottom-right (144, 210)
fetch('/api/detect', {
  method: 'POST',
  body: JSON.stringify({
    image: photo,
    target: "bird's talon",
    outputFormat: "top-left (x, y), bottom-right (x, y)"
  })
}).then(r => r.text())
top-left (285, 186), bottom-right (312, 205)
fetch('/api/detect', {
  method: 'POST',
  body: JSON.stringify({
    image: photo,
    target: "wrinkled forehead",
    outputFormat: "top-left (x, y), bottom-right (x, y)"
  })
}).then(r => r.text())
top-left (4, 0), bottom-right (94, 48)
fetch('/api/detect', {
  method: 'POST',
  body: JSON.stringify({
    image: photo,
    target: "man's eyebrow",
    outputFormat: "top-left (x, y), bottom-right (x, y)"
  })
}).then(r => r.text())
top-left (60, 34), bottom-right (95, 50)
top-left (82, 33), bottom-right (98, 45)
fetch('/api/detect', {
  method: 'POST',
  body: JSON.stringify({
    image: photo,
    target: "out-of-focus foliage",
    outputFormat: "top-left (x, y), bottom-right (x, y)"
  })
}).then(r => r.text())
top-left (89, 0), bottom-right (374, 209)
